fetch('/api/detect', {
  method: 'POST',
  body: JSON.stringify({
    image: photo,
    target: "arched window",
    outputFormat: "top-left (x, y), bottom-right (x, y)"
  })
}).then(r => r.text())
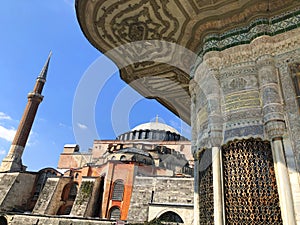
top-left (145, 130), bottom-right (150, 139)
top-left (138, 131), bottom-right (143, 139)
top-left (58, 182), bottom-right (78, 216)
top-left (120, 155), bottom-right (126, 161)
top-left (111, 156), bottom-right (116, 161)
top-left (111, 180), bottom-right (124, 201)
top-left (68, 183), bottom-right (78, 200)
top-left (158, 211), bottom-right (184, 223)
top-left (61, 182), bottom-right (78, 201)
top-left (109, 206), bottom-right (120, 220)
top-left (132, 131), bottom-right (136, 139)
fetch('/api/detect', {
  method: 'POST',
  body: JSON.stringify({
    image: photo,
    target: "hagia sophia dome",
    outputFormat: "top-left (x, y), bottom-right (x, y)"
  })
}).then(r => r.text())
top-left (132, 121), bottom-right (180, 135)
top-left (117, 118), bottom-right (189, 141)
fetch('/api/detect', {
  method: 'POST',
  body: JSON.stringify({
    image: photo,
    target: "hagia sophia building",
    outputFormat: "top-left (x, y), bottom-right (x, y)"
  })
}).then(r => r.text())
top-left (0, 55), bottom-right (194, 224)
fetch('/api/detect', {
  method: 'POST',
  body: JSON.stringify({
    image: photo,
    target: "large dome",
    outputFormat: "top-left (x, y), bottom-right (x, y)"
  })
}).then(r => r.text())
top-left (132, 121), bottom-right (179, 135)
top-left (117, 120), bottom-right (188, 141)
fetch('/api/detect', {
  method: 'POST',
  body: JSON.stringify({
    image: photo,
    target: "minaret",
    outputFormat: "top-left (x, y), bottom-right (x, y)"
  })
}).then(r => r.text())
top-left (0, 52), bottom-right (52, 172)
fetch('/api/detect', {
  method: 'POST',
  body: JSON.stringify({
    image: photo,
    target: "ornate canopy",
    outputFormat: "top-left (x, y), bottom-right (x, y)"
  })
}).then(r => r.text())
top-left (75, 0), bottom-right (299, 124)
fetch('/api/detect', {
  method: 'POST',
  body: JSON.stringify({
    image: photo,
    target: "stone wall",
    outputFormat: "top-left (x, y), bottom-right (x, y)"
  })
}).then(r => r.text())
top-left (71, 177), bottom-right (100, 217)
top-left (0, 172), bottom-right (36, 212)
top-left (33, 177), bottom-right (71, 215)
top-left (127, 176), bottom-right (193, 223)
top-left (148, 204), bottom-right (194, 225)
top-left (1, 213), bottom-right (115, 225)
top-left (0, 173), bottom-right (19, 210)
top-left (127, 177), bottom-right (153, 222)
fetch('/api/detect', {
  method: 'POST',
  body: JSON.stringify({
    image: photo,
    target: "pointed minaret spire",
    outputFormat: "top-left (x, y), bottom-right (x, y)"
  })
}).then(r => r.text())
top-left (0, 53), bottom-right (52, 172)
top-left (38, 51), bottom-right (52, 80)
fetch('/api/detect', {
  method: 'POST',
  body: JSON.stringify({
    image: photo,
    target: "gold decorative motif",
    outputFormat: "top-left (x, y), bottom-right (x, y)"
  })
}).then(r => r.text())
top-left (224, 91), bottom-right (261, 112)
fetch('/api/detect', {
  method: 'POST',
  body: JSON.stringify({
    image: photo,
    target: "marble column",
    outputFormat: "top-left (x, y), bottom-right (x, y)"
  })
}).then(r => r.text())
top-left (129, 132), bottom-right (134, 140)
top-left (212, 146), bottom-right (223, 225)
top-left (149, 131), bottom-right (154, 140)
top-left (206, 70), bottom-right (224, 225)
top-left (193, 158), bottom-right (200, 225)
top-left (257, 54), bottom-right (296, 225)
top-left (191, 59), bottom-right (224, 224)
top-left (190, 81), bottom-right (200, 225)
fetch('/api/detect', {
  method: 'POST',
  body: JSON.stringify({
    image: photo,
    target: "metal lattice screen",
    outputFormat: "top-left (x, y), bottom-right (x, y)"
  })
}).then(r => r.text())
top-left (198, 149), bottom-right (214, 224)
top-left (222, 138), bottom-right (283, 224)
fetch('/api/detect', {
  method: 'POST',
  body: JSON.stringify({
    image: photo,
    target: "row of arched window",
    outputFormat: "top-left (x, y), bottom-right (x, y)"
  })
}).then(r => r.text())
top-left (118, 130), bottom-right (186, 141)
top-left (56, 180), bottom-right (125, 218)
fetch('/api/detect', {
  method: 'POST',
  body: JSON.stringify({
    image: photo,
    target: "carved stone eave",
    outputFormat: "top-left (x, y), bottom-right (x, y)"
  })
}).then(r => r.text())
top-left (75, 0), bottom-right (300, 125)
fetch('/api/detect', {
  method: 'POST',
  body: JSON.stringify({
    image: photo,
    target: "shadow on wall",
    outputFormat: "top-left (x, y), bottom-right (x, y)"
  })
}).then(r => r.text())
top-left (0, 216), bottom-right (7, 225)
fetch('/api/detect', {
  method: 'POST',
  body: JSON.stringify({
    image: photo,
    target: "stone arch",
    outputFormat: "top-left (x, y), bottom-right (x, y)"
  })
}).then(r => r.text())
top-left (120, 155), bottom-right (127, 161)
top-left (57, 182), bottom-right (78, 215)
top-left (156, 210), bottom-right (184, 223)
top-left (109, 206), bottom-right (121, 220)
top-left (61, 182), bottom-right (78, 201)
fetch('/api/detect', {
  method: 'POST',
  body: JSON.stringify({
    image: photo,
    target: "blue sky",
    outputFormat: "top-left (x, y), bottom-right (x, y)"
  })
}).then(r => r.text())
top-left (0, 1), bottom-right (191, 171)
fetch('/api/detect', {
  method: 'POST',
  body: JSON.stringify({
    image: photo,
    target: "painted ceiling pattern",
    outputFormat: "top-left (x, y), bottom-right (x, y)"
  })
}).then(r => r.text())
top-left (76, 0), bottom-right (300, 123)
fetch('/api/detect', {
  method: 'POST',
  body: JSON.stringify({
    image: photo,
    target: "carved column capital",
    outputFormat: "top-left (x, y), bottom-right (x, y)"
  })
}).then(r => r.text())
top-left (265, 120), bottom-right (286, 140)
top-left (257, 54), bottom-right (286, 140)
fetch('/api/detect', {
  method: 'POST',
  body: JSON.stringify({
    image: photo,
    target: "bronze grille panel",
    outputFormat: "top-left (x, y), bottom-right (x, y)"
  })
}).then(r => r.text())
top-left (198, 149), bottom-right (214, 224)
top-left (222, 138), bottom-right (282, 224)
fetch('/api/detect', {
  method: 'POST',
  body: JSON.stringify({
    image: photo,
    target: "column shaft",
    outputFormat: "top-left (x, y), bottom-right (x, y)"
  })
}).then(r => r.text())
top-left (271, 139), bottom-right (296, 225)
top-left (212, 147), bottom-right (224, 225)
top-left (257, 55), bottom-right (296, 225)
top-left (193, 160), bottom-right (200, 225)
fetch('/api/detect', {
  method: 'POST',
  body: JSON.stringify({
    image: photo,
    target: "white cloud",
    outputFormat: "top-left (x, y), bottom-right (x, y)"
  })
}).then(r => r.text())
top-left (77, 123), bottom-right (88, 130)
top-left (0, 112), bottom-right (12, 121)
top-left (0, 125), bottom-right (16, 142)
top-left (59, 122), bottom-right (72, 129)
top-left (0, 150), bottom-right (6, 155)
top-left (59, 122), bottom-right (66, 127)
